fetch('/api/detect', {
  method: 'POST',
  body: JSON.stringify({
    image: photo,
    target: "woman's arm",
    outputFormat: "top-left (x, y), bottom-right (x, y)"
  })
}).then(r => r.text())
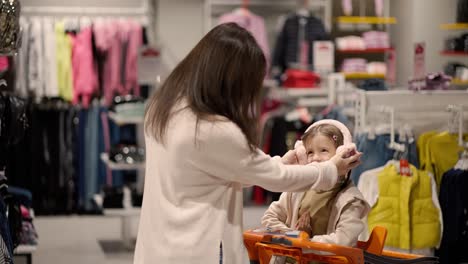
top-left (188, 121), bottom-right (345, 192)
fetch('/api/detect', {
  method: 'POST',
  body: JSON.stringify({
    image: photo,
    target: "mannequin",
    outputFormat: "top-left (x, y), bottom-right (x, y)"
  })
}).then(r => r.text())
top-left (296, 0), bottom-right (309, 17)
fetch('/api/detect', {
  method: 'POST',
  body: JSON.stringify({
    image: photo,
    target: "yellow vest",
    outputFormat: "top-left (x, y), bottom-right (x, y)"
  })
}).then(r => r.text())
top-left (367, 164), bottom-right (440, 250)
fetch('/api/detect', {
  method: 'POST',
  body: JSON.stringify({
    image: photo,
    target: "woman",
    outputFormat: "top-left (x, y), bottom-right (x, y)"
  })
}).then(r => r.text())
top-left (133, 23), bottom-right (361, 264)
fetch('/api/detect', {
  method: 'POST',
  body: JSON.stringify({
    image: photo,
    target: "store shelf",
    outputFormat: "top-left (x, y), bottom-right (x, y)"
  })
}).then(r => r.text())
top-left (280, 88), bottom-right (328, 97)
top-left (108, 112), bottom-right (144, 126)
top-left (336, 16), bottom-right (397, 25)
top-left (100, 153), bottom-right (145, 171)
top-left (337, 48), bottom-right (394, 54)
top-left (452, 78), bottom-right (468, 85)
top-left (104, 208), bottom-right (141, 217)
top-left (440, 23), bottom-right (468, 30)
top-left (297, 97), bottom-right (330, 107)
top-left (342, 73), bottom-right (386, 79)
top-left (440, 50), bottom-right (468, 56)
top-left (14, 245), bottom-right (37, 254)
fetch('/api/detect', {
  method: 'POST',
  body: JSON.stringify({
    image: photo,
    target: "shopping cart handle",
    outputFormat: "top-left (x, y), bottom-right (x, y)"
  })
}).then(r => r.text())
top-left (243, 228), bottom-right (365, 263)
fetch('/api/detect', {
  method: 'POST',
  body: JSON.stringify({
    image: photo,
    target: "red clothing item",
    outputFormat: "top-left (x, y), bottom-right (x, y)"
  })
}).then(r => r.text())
top-left (71, 27), bottom-right (98, 108)
top-left (0, 56), bottom-right (8, 72)
top-left (94, 20), bottom-right (143, 106)
top-left (94, 21), bottom-right (121, 106)
top-left (283, 69), bottom-right (321, 88)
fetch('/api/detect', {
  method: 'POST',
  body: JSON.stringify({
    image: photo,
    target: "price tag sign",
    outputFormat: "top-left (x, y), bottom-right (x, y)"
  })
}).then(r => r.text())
top-left (400, 159), bottom-right (411, 176)
top-left (413, 43), bottom-right (426, 79)
top-left (313, 41), bottom-right (335, 74)
top-left (137, 46), bottom-right (161, 85)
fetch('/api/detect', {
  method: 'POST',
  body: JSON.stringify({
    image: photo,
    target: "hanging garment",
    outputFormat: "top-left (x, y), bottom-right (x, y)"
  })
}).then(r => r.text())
top-left (218, 10), bottom-right (270, 72)
top-left (94, 20), bottom-right (123, 106)
top-left (15, 18), bottom-right (31, 97)
top-left (84, 100), bottom-right (99, 211)
top-left (7, 100), bottom-right (77, 215)
top-left (417, 131), bottom-right (438, 171)
top-left (42, 17), bottom-right (59, 98)
top-left (351, 133), bottom-right (419, 184)
top-left (436, 169), bottom-right (468, 264)
top-left (55, 21), bottom-right (74, 102)
top-left (357, 163), bottom-right (441, 256)
top-left (272, 13), bottom-right (328, 76)
top-left (28, 17), bottom-right (45, 98)
top-left (118, 20), bottom-right (143, 97)
top-left (423, 131), bottom-right (468, 189)
top-left (70, 26), bottom-right (98, 108)
top-left (366, 163), bottom-right (442, 250)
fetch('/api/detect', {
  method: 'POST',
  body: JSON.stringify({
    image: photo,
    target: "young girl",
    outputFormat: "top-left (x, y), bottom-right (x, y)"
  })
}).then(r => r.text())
top-left (262, 119), bottom-right (370, 261)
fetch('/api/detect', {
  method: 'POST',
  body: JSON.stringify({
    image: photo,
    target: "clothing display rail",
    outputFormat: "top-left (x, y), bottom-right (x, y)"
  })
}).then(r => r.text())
top-left (353, 89), bottom-right (468, 135)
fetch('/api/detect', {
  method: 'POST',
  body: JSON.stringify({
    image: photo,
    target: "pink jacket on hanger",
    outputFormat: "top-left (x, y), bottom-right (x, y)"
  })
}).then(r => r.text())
top-left (118, 20), bottom-right (143, 97)
top-left (94, 20), bottom-right (143, 106)
top-left (71, 26), bottom-right (98, 108)
top-left (94, 21), bottom-right (122, 106)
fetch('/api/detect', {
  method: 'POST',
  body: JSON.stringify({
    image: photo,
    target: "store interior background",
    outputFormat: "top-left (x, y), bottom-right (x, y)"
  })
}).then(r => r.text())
top-left (7, 0), bottom-right (468, 263)
top-left (22, 0), bottom-right (458, 86)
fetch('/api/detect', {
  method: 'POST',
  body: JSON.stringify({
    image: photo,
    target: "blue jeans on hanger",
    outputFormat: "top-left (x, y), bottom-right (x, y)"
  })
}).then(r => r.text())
top-left (84, 102), bottom-right (99, 211)
top-left (351, 133), bottom-right (419, 184)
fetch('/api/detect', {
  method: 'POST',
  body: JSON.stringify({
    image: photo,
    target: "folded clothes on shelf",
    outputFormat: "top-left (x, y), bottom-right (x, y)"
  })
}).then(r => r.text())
top-left (359, 79), bottom-right (388, 91)
top-left (109, 144), bottom-right (145, 165)
top-left (367, 62), bottom-right (387, 75)
top-left (341, 58), bottom-right (368, 73)
top-left (444, 33), bottom-right (468, 52)
top-left (444, 62), bottom-right (468, 81)
top-left (362, 31), bottom-right (390, 49)
top-left (336, 36), bottom-right (365, 50)
top-left (341, 59), bottom-right (386, 75)
top-left (19, 206), bottom-right (38, 246)
top-left (282, 69), bottom-right (321, 88)
top-left (110, 95), bottom-right (146, 117)
top-left (408, 72), bottom-right (452, 91)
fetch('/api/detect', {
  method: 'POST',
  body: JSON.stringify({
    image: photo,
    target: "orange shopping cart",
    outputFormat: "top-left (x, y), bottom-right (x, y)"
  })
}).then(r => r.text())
top-left (243, 226), bottom-right (439, 264)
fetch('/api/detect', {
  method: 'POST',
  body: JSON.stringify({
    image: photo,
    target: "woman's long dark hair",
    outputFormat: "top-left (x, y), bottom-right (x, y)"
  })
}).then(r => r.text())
top-left (145, 23), bottom-right (266, 152)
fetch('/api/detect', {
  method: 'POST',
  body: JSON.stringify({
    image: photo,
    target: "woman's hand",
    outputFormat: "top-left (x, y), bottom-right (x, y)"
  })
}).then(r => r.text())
top-left (330, 146), bottom-right (362, 177)
top-left (281, 147), bottom-right (308, 165)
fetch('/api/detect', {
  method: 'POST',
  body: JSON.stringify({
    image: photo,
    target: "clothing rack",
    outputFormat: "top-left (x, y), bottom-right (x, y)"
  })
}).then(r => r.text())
top-left (354, 89), bottom-right (468, 135)
top-left (378, 106), bottom-right (405, 152)
top-left (20, 2), bottom-right (154, 26)
top-left (21, 6), bottom-right (149, 16)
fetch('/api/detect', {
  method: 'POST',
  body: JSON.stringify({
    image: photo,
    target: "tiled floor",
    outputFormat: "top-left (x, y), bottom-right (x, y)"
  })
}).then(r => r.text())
top-left (31, 206), bottom-right (268, 264)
